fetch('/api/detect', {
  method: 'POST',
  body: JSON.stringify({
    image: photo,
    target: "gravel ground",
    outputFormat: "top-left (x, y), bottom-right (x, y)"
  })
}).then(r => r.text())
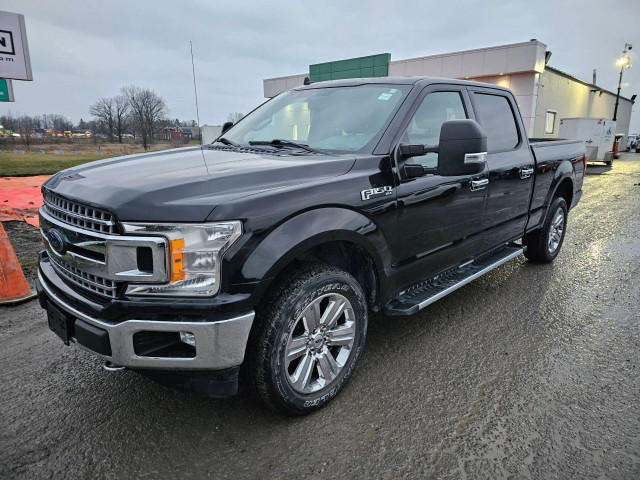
top-left (1, 154), bottom-right (639, 479)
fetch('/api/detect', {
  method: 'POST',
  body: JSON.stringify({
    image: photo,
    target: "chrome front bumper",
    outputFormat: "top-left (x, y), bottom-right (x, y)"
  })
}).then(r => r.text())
top-left (38, 271), bottom-right (255, 370)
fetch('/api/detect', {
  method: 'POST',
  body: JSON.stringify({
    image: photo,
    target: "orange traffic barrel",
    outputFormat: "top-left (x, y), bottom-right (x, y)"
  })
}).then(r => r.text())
top-left (0, 223), bottom-right (37, 305)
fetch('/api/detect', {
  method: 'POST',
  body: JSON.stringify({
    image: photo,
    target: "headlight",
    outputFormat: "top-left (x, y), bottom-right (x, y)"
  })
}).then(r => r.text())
top-left (121, 221), bottom-right (242, 297)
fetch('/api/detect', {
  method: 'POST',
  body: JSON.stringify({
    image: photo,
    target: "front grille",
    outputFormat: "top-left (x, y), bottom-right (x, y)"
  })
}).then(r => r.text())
top-left (49, 254), bottom-right (117, 299)
top-left (43, 191), bottom-right (117, 234)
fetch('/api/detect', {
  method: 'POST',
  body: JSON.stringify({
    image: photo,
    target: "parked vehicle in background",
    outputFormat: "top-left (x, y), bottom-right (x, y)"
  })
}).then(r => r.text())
top-left (558, 117), bottom-right (615, 165)
top-left (36, 77), bottom-right (585, 414)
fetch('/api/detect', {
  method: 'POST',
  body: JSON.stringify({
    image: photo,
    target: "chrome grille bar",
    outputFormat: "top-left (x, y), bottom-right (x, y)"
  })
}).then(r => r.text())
top-left (49, 254), bottom-right (117, 299)
top-left (43, 191), bottom-right (117, 234)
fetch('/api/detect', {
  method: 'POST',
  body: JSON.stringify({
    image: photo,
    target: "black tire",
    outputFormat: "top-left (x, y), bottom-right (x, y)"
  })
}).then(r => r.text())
top-left (247, 263), bottom-right (368, 415)
top-left (523, 196), bottom-right (568, 263)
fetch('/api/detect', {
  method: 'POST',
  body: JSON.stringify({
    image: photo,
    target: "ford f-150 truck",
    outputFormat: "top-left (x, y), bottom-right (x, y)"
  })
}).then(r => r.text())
top-left (37, 77), bottom-right (585, 414)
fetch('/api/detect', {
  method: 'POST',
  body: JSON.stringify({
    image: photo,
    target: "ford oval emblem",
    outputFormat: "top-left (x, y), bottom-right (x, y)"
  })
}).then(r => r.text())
top-left (47, 229), bottom-right (66, 254)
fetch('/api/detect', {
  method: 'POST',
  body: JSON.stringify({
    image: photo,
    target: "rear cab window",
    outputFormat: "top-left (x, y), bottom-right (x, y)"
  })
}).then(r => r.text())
top-left (472, 93), bottom-right (520, 152)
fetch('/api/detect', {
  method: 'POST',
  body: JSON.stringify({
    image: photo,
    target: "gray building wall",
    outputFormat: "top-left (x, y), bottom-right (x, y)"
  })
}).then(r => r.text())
top-left (533, 67), bottom-right (634, 146)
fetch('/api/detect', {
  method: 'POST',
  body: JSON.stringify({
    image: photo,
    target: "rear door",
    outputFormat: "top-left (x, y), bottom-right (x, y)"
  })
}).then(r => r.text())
top-left (468, 88), bottom-right (534, 250)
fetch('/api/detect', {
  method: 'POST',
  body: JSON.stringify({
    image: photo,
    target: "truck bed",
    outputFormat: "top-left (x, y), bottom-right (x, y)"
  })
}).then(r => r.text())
top-left (526, 137), bottom-right (586, 231)
top-left (528, 137), bottom-right (583, 147)
top-left (529, 138), bottom-right (585, 164)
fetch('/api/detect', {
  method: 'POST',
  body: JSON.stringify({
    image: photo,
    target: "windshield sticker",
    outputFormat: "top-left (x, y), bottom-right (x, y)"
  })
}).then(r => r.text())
top-left (378, 93), bottom-right (393, 101)
top-left (389, 88), bottom-right (398, 93)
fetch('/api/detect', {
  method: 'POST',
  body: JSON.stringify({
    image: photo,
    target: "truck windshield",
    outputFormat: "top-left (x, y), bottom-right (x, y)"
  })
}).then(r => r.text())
top-left (220, 84), bottom-right (410, 154)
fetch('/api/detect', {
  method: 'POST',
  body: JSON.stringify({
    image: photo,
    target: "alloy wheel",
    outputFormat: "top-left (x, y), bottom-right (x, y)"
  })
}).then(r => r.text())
top-left (284, 293), bottom-right (356, 394)
top-left (548, 209), bottom-right (565, 254)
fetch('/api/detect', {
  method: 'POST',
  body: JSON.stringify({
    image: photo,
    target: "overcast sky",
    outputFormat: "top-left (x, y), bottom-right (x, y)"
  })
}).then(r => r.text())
top-left (3, 0), bottom-right (640, 132)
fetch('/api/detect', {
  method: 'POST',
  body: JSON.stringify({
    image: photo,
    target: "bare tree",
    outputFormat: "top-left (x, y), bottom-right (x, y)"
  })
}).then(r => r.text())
top-left (15, 115), bottom-right (37, 147)
top-left (89, 98), bottom-right (116, 139)
top-left (55, 116), bottom-right (73, 133)
top-left (113, 94), bottom-right (130, 143)
top-left (0, 111), bottom-right (17, 133)
top-left (41, 113), bottom-right (72, 132)
top-left (122, 85), bottom-right (168, 150)
top-left (228, 112), bottom-right (244, 124)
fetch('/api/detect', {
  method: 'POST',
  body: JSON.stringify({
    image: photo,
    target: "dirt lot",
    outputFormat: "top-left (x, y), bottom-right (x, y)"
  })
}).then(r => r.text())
top-left (1, 154), bottom-right (639, 479)
top-left (3, 221), bottom-right (42, 285)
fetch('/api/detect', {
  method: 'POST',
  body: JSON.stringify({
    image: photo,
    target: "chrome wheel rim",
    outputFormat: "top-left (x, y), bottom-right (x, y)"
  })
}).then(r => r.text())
top-left (548, 209), bottom-right (565, 254)
top-left (285, 293), bottom-right (356, 394)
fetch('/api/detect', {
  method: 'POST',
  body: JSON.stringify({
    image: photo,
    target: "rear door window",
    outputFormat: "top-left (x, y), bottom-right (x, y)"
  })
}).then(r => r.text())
top-left (473, 93), bottom-right (520, 152)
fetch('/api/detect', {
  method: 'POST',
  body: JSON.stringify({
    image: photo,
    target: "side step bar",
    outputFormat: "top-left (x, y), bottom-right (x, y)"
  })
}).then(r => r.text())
top-left (384, 243), bottom-right (525, 316)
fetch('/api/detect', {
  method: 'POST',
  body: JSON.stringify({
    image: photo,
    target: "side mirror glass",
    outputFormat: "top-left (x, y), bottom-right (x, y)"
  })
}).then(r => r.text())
top-left (437, 119), bottom-right (488, 176)
top-left (221, 121), bottom-right (234, 135)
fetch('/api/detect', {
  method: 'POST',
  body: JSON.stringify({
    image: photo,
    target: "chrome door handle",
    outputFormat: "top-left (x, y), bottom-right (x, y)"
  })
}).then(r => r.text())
top-left (470, 178), bottom-right (489, 191)
top-left (520, 167), bottom-right (534, 179)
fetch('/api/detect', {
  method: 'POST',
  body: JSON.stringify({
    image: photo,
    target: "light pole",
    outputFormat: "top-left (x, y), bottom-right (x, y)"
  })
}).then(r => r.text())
top-left (613, 43), bottom-right (632, 122)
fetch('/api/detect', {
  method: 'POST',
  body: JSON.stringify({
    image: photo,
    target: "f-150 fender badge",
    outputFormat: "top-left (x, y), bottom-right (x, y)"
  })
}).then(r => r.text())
top-left (361, 186), bottom-right (393, 201)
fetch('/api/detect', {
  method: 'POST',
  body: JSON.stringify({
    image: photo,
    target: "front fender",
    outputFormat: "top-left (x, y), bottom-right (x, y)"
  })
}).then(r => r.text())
top-left (239, 207), bottom-right (390, 284)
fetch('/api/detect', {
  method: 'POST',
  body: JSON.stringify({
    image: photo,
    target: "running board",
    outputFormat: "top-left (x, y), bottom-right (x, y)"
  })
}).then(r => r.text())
top-left (384, 243), bottom-right (525, 316)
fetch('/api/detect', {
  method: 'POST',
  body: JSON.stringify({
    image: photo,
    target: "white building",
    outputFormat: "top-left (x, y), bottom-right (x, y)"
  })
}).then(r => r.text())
top-left (263, 40), bottom-right (635, 148)
top-left (201, 125), bottom-right (223, 144)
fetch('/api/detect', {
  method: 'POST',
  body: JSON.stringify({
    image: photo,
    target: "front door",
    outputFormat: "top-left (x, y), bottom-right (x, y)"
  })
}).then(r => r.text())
top-left (468, 88), bottom-right (535, 250)
top-left (391, 87), bottom-right (489, 289)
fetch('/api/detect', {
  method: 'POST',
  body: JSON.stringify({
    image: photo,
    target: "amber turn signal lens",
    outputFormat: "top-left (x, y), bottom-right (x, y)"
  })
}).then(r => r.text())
top-left (169, 238), bottom-right (185, 281)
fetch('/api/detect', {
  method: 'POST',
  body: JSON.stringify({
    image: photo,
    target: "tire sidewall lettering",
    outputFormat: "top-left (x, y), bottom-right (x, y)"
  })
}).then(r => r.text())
top-left (270, 274), bottom-right (366, 412)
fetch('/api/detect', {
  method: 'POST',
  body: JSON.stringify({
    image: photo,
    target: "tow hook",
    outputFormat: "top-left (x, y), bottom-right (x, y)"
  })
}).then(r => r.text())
top-left (103, 361), bottom-right (126, 372)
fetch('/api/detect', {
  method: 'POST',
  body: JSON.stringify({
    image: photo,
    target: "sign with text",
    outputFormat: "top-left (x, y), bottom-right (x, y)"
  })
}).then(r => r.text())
top-left (0, 78), bottom-right (14, 101)
top-left (0, 11), bottom-right (32, 81)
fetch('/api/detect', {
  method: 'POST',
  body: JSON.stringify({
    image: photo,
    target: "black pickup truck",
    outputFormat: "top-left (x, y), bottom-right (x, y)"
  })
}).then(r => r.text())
top-left (37, 77), bottom-right (585, 414)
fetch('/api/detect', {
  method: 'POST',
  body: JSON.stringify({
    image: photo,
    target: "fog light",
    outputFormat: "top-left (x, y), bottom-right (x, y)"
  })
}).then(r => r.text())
top-left (179, 332), bottom-right (196, 347)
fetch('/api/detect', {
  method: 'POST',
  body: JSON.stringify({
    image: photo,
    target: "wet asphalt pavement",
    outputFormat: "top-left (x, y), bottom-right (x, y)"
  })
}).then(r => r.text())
top-left (1, 154), bottom-right (639, 479)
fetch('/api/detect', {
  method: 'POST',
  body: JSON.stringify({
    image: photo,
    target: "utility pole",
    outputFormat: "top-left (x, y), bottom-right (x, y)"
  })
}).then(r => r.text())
top-left (613, 43), bottom-right (632, 122)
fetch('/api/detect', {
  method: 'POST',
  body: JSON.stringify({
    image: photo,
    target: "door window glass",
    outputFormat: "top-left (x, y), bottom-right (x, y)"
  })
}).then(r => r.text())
top-left (402, 91), bottom-right (467, 167)
top-left (473, 93), bottom-right (520, 151)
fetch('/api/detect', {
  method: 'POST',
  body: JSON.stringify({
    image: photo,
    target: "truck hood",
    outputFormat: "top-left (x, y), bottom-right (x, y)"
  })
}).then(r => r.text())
top-left (43, 146), bottom-right (356, 222)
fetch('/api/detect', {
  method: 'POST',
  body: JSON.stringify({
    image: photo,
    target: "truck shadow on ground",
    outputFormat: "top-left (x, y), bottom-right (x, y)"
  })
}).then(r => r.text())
top-left (585, 164), bottom-right (612, 175)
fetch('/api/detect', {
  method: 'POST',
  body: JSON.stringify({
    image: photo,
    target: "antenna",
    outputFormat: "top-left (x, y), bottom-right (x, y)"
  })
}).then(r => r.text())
top-left (190, 41), bottom-right (202, 145)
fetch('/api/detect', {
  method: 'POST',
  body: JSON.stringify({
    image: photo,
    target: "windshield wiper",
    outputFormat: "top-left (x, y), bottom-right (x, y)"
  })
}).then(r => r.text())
top-left (214, 137), bottom-right (241, 148)
top-left (249, 139), bottom-right (326, 154)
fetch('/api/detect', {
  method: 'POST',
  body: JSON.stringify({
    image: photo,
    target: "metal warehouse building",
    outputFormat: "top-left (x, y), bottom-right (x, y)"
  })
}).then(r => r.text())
top-left (263, 40), bottom-right (636, 148)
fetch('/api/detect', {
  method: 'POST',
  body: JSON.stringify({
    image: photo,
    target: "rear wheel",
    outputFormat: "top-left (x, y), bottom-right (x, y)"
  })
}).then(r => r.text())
top-left (523, 197), bottom-right (568, 263)
top-left (248, 264), bottom-right (367, 415)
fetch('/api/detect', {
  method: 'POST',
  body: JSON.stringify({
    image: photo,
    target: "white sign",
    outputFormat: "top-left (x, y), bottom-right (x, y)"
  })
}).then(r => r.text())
top-left (0, 11), bottom-right (32, 81)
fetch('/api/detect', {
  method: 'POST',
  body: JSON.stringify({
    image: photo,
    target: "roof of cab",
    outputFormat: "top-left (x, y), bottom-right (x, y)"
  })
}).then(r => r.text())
top-left (294, 76), bottom-right (511, 93)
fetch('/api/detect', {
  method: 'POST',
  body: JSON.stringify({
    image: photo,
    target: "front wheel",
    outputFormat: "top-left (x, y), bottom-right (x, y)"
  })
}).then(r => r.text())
top-left (248, 264), bottom-right (368, 415)
top-left (523, 196), bottom-right (568, 263)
